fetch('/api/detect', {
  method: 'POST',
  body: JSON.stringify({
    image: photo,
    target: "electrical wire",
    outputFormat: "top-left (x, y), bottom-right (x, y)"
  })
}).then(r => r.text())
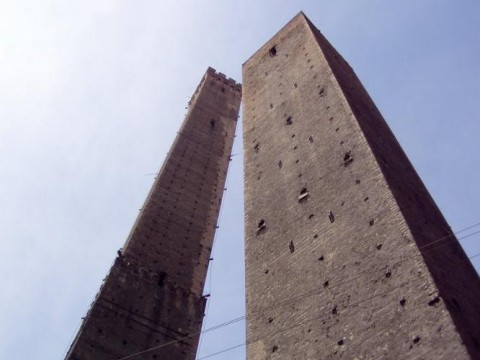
top-left (247, 216), bottom-right (480, 288)
top-left (115, 221), bottom-right (480, 360)
top-left (469, 252), bottom-right (480, 260)
top-left (198, 254), bottom-right (480, 360)
top-left (197, 343), bottom-right (245, 359)
top-left (197, 281), bottom-right (410, 359)
top-left (116, 316), bottom-right (245, 360)
top-left (418, 221), bottom-right (480, 250)
top-left (196, 129), bottom-right (239, 358)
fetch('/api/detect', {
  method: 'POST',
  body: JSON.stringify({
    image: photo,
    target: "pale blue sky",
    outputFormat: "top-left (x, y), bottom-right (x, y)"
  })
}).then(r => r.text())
top-left (0, 1), bottom-right (479, 359)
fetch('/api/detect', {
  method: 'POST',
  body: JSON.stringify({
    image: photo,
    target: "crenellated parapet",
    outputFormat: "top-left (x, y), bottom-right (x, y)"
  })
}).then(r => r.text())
top-left (206, 67), bottom-right (242, 92)
top-left (189, 67), bottom-right (242, 108)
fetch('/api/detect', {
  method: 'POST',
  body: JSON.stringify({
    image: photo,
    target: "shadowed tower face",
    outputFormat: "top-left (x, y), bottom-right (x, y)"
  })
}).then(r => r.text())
top-left (66, 68), bottom-right (241, 360)
top-left (243, 13), bottom-right (480, 359)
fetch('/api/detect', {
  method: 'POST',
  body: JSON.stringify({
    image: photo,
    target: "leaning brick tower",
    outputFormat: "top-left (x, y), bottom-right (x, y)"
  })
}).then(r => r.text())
top-left (243, 12), bottom-right (480, 359)
top-left (66, 68), bottom-right (241, 360)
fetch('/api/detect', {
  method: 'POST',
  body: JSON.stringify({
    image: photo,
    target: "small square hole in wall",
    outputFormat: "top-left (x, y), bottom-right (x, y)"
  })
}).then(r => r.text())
top-left (158, 271), bottom-right (167, 286)
top-left (257, 219), bottom-right (266, 234)
top-left (269, 46), bottom-right (277, 57)
top-left (344, 152), bottom-right (353, 166)
top-left (328, 211), bottom-right (335, 223)
top-left (298, 188), bottom-right (309, 202)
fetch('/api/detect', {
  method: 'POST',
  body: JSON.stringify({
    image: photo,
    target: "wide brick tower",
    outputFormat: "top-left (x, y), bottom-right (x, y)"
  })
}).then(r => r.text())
top-left (243, 12), bottom-right (480, 359)
top-left (66, 68), bottom-right (241, 360)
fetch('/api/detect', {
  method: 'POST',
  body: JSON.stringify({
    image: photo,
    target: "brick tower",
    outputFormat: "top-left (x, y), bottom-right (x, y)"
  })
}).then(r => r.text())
top-left (66, 68), bottom-right (241, 360)
top-left (243, 13), bottom-right (480, 359)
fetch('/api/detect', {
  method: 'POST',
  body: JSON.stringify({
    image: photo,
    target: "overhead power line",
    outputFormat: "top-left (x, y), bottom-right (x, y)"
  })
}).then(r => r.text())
top-left (197, 135), bottom-right (240, 358)
top-left (197, 280), bottom-right (411, 359)
top-left (116, 220), bottom-right (480, 360)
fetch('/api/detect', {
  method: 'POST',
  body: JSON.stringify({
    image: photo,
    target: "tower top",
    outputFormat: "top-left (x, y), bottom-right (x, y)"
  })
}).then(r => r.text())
top-left (188, 67), bottom-right (242, 108)
top-left (243, 11), bottom-right (315, 66)
top-left (243, 11), bottom-right (480, 359)
top-left (206, 66), bottom-right (242, 91)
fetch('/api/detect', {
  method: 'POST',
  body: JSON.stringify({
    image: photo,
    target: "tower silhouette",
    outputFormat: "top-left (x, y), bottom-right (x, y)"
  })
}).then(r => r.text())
top-left (66, 68), bottom-right (241, 360)
top-left (243, 12), bottom-right (480, 359)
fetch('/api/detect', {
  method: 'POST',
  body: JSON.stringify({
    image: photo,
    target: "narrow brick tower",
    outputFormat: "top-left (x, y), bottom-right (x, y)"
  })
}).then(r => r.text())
top-left (66, 68), bottom-right (241, 360)
top-left (243, 13), bottom-right (480, 359)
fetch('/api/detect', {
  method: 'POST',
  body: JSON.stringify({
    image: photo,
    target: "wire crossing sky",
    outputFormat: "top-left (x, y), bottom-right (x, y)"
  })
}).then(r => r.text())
top-left (1, 2), bottom-right (479, 359)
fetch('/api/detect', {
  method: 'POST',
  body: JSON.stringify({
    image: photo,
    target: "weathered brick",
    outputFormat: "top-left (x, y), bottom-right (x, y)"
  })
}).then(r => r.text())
top-left (243, 12), bottom-right (480, 359)
top-left (66, 68), bottom-right (241, 360)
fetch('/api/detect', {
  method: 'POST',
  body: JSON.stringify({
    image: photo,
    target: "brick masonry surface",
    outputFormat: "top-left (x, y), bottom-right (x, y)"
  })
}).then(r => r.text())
top-left (66, 68), bottom-right (241, 360)
top-left (243, 12), bottom-right (480, 360)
